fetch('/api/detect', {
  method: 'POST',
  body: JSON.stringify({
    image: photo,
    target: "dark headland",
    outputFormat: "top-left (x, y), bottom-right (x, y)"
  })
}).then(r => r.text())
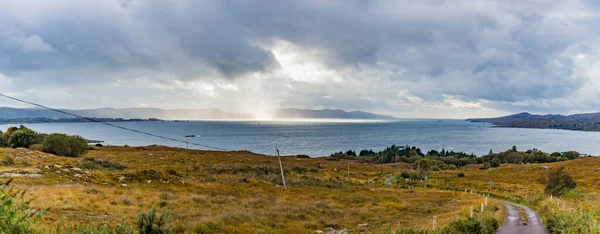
top-left (467, 112), bottom-right (600, 132)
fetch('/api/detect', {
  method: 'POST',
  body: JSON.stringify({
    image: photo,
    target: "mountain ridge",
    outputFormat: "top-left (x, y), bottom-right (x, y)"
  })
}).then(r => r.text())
top-left (467, 112), bottom-right (600, 131)
top-left (0, 107), bottom-right (397, 120)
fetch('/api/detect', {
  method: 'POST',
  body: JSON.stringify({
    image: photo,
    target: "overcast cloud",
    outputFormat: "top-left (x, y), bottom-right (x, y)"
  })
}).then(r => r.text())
top-left (1, 0), bottom-right (599, 118)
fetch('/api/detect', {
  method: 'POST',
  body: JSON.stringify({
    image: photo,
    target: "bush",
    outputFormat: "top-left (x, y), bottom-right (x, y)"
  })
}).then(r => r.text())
top-left (42, 133), bottom-right (88, 157)
top-left (490, 158), bottom-right (501, 168)
top-left (0, 179), bottom-right (44, 233)
top-left (8, 129), bottom-right (39, 148)
top-left (80, 158), bottom-right (127, 171)
top-left (457, 172), bottom-right (465, 177)
top-left (1, 127), bottom-right (18, 142)
top-left (0, 131), bottom-right (4, 147)
top-left (539, 166), bottom-right (577, 196)
top-left (479, 163), bottom-right (490, 170)
top-left (138, 206), bottom-right (172, 234)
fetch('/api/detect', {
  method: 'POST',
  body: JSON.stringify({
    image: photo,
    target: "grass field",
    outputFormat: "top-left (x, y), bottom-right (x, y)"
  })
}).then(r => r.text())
top-left (0, 146), bottom-right (504, 233)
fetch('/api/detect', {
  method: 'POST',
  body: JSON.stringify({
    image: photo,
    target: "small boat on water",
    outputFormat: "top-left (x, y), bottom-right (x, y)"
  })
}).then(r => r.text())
top-left (185, 135), bottom-right (196, 138)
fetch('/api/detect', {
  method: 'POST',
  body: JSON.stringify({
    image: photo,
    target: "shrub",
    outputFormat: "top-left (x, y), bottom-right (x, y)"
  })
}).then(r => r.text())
top-left (165, 168), bottom-right (178, 176)
top-left (490, 158), bottom-right (501, 168)
top-left (0, 131), bottom-right (4, 147)
top-left (479, 163), bottom-right (490, 170)
top-left (539, 166), bottom-right (577, 196)
top-left (80, 158), bottom-right (127, 171)
top-left (1, 127), bottom-right (18, 142)
top-left (42, 133), bottom-right (88, 157)
top-left (446, 218), bottom-right (484, 233)
top-left (457, 172), bottom-right (465, 177)
top-left (0, 179), bottom-right (44, 233)
top-left (138, 206), bottom-right (172, 234)
top-left (8, 129), bottom-right (38, 148)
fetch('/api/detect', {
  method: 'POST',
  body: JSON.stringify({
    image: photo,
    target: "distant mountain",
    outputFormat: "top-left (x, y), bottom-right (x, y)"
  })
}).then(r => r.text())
top-left (467, 112), bottom-right (600, 131)
top-left (0, 107), bottom-right (397, 121)
top-left (274, 108), bottom-right (398, 119)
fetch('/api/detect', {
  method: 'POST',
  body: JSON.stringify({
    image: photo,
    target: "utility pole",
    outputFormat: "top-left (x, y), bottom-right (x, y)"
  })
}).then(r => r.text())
top-left (276, 145), bottom-right (287, 191)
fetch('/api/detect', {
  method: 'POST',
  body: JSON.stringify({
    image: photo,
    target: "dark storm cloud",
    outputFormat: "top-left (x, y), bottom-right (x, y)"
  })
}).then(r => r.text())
top-left (0, 0), bottom-right (597, 114)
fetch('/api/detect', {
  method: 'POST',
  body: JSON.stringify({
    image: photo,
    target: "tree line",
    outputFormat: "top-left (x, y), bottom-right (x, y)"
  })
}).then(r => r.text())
top-left (331, 144), bottom-right (581, 170)
top-left (0, 125), bottom-right (88, 157)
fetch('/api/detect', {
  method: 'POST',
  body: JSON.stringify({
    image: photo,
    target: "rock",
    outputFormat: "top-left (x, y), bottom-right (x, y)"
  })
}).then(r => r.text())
top-left (540, 166), bottom-right (550, 170)
top-left (333, 168), bottom-right (339, 172)
top-left (357, 223), bottom-right (367, 227)
top-left (316, 163), bottom-right (324, 169)
top-left (121, 184), bottom-right (128, 187)
top-left (54, 165), bottom-right (62, 168)
top-left (73, 174), bottom-right (83, 178)
top-left (148, 154), bottom-right (155, 156)
top-left (118, 176), bottom-right (126, 182)
top-left (72, 167), bottom-right (82, 171)
top-left (146, 180), bottom-right (152, 184)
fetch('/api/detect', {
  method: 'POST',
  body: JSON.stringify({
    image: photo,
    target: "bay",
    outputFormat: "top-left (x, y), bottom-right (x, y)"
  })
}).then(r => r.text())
top-left (2, 119), bottom-right (600, 157)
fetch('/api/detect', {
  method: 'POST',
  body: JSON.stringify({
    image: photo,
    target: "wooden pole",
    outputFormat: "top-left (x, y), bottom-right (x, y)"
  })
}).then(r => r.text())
top-left (276, 146), bottom-right (287, 191)
top-left (347, 162), bottom-right (350, 182)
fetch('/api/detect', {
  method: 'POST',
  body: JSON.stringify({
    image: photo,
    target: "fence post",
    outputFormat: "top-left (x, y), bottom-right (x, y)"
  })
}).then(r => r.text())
top-left (481, 203), bottom-right (484, 213)
top-left (433, 216), bottom-right (437, 230)
top-left (470, 206), bottom-right (474, 218)
top-left (276, 147), bottom-right (287, 191)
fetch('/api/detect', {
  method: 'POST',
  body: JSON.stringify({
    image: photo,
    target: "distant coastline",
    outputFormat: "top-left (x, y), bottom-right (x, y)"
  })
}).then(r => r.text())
top-left (467, 112), bottom-right (600, 132)
top-left (0, 117), bottom-right (162, 125)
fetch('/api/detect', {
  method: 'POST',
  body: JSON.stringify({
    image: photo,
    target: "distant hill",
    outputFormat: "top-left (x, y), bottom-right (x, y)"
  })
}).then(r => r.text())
top-left (467, 112), bottom-right (600, 131)
top-left (0, 107), bottom-right (397, 121)
top-left (274, 108), bottom-right (398, 119)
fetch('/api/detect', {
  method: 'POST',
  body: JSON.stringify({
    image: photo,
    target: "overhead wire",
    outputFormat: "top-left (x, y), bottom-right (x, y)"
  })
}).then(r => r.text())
top-left (0, 93), bottom-right (229, 151)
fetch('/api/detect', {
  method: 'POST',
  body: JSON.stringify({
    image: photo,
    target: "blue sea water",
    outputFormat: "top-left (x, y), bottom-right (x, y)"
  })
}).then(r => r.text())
top-left (2, 119), bottom-right (600, 157)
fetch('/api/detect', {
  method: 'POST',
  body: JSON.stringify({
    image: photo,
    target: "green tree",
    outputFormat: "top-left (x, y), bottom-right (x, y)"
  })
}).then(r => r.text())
top-left (512, 145), bottom-right (518, 152)
top-left (7, 129), bottom-right (38, 148)
top-left (42, 133), bottom-right (88, 157)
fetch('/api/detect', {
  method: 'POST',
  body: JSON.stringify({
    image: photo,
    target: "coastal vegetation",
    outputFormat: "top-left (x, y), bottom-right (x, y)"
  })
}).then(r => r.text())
top-left (331, 144), bottom-right (581, 170)
top-left (0, 126), bottom-right (596, 233)
top-left (1, 126), bottom-right (89, 157)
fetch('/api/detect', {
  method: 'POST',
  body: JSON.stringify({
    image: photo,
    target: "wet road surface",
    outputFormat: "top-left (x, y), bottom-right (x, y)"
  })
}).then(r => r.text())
top-left (496, 202), bottom-right (548, 234)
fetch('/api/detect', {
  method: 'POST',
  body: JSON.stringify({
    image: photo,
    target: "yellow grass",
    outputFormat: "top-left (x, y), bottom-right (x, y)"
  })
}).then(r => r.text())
top-left (0, 146), bottom-right (498, 233)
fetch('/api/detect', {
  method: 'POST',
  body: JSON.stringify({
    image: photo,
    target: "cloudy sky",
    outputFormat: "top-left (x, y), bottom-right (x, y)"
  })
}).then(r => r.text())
top-left (1, 0), bottom-right (599, 118)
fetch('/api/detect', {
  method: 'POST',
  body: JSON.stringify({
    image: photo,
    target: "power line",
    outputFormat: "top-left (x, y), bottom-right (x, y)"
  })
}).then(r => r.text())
top-left (0, 93), bottom-right (229, 151)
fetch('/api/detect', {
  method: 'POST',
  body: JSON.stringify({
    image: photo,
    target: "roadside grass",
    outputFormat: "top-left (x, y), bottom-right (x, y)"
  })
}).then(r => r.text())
top-left (425, 156), bottom-right (600, 233)
top-left (516, 206), bottom-right (528, 225)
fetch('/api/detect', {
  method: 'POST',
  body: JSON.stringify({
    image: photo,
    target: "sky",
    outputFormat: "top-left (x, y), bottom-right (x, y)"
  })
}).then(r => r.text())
top-left (1, 0), bottom-right (600, 119)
